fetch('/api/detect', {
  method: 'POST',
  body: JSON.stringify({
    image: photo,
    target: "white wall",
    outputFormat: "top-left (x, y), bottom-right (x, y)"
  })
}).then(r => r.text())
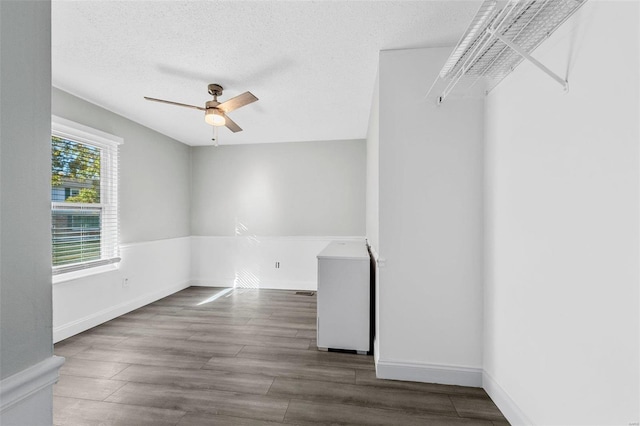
top-left (376, 47), bottom-right (484, 386)
top-left (483, 2), bottom-right (639, 425)
top-left (191, 140), bottom-right (366, 290)
top-left (51, 89), bottom-right (192, 342)
top-left (366, 68), bottom-right (380, 361)
top-left (366, 70), bottom-right (380, 253)
top-left (191, 236), bottom-right (364, 291)
top-left (0, 1), bottom-right (61, 424)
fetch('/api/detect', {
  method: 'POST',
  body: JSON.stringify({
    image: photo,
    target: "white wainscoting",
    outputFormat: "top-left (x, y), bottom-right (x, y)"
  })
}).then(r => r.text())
top-left (53, 237), bottom-right (191, 343)
top-left (0, 356), bottom-right (65, 426)
top-left (191, 236), bottom-right (365, 291)
top-left (375, 358), bottom-right (483, 388)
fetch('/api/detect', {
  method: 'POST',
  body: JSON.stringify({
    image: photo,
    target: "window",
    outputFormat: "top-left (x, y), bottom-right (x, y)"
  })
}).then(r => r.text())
top-left (51, 116), bottom-right (122, 275)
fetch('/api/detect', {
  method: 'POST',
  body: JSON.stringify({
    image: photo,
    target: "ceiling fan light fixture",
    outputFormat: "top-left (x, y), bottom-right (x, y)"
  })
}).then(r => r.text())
top-left (205, 109), bottom-right (226, 126)
top-left (145, 83), bottom-right (256, 134)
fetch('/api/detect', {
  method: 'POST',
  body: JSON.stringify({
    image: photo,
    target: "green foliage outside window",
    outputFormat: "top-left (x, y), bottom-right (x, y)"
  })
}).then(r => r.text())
top-left (65, 188), bottom-right (100, 204)
top-left (51, 136), bottom-right (101, 203)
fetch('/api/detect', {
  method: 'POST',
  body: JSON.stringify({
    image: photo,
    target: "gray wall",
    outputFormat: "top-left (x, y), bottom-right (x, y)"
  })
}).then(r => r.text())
top-left (52, 88), bottom-right (191, 243)
top-left (0, 0), bottom-right (52, 379)
top-left (191, 140), bottom-right (366, 236)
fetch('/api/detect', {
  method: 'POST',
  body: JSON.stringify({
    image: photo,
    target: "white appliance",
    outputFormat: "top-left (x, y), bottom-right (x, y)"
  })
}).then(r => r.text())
top-left (316, 240), bottom-right (370, 354)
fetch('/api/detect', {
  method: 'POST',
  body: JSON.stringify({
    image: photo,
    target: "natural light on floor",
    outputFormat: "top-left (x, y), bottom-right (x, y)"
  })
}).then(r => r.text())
top-left (196, 287), bottom-right (234, 306)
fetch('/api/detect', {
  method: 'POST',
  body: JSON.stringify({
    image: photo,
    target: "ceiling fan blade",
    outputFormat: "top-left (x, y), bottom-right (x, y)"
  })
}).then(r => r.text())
top-left (144, 96), bottom-right (205, 111)
top-left (217, 91), bottom-right (258, 113)
top-left (222, 113), bottom-right (242, 133)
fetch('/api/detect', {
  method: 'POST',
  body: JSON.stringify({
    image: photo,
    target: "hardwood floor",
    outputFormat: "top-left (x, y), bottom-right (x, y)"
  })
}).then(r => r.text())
top-left (54, 287), bottom-right (509, 425)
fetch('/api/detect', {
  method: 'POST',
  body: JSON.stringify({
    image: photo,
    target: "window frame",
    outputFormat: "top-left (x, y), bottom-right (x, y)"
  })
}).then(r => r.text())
top-left (51, 115), bottom-right (123, 277)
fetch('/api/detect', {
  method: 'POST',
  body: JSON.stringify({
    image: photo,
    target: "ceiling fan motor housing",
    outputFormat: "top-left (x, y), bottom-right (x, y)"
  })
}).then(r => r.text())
top-left (208, 84), bottom-right (223, 97)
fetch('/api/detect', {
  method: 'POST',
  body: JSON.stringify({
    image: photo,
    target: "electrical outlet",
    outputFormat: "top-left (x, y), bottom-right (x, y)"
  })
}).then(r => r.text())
top-left (122, 278), bottom-right (129, 288)
top-left (275, 262), bottom-right (280, 269)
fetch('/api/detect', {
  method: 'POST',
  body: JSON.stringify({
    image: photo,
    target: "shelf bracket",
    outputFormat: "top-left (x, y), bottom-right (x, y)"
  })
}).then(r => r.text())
top-left (487, 28), bottom-right (568, 92)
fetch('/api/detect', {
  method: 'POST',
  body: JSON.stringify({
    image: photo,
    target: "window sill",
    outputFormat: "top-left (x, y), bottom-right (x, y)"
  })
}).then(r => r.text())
top-left (52, 263), bottom-right (120, 285)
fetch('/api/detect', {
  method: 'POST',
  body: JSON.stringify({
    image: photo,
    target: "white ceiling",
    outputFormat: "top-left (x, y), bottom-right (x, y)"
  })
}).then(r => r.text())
top-left (52, 1), bottom-right (479, 146)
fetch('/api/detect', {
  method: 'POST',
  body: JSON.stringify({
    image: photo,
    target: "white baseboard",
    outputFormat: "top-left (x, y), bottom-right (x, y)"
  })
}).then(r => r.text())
top-left (190, 279), bottom-right (233, 288)
top-left (53, 280), bottom-right (191, 343)
top-left (191, 278), bottom-right (316, 291)
top-left (375, 359), bottom-right (482, 388)
top-left (483, 370), bottom-right (532, 426)
top-left (253, 279), bottom-right (316, 291)
top-left (0, 356), bottom-right (65, 414)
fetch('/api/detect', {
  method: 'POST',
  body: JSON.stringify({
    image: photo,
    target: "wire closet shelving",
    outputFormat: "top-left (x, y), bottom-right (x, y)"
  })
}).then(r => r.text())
top-left (428, 0), bottom-right (588, 104)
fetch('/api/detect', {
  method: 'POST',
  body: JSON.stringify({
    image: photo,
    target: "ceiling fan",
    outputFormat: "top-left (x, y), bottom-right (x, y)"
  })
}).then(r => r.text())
top-left (144, 83), bottom-right (258, 133)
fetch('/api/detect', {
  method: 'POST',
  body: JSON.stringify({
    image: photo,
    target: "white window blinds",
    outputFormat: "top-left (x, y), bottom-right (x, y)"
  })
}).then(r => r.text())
top-left (51, 116), bottom-right (122, 275)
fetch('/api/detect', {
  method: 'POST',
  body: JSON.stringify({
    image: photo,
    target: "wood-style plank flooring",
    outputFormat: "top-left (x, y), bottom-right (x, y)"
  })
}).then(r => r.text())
top-left (54, 287), bottom-right (509, 425)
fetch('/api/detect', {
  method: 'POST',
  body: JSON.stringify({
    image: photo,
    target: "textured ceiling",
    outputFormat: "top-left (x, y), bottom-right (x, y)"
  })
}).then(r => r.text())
top-left (52, 1), bottom-right (479, 146)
